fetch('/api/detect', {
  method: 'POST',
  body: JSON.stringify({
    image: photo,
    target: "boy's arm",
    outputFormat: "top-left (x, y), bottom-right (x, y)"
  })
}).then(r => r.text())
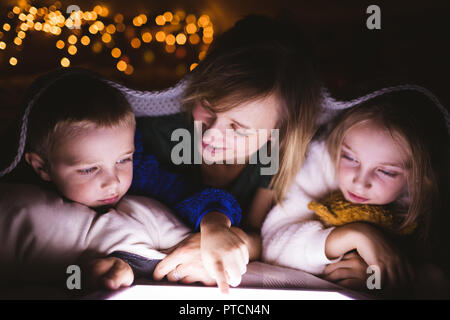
top-left (130, 129), bottom-right (242, 229)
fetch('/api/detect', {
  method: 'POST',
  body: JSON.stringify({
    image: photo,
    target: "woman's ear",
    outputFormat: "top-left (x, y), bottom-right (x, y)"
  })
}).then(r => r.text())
top-left (24, 152), bottom-right (52, 181)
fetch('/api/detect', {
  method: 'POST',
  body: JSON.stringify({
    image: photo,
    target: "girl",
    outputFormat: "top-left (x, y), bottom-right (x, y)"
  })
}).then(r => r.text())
top-left (262, 90), bottom-right (449, 291)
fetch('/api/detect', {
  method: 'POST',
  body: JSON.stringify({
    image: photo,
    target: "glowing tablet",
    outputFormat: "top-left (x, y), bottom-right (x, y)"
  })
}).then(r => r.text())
top-left (107, 284), bottom-right (353, 300)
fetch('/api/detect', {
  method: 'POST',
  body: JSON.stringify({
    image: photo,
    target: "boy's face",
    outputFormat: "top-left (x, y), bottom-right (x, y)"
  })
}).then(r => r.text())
top-left (46, 124), bottom-right (134, 208)
top-left (337, 121), bottom-right (409, 206)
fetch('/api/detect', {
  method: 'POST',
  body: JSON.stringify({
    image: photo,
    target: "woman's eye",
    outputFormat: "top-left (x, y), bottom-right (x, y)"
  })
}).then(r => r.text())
top-left (77, 167), bottom-right (97, 175)
top-left (232, 124), bottom-right (250, 137)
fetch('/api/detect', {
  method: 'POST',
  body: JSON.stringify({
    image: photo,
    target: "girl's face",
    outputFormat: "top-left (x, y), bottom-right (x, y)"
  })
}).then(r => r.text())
top-left (191, 94), bottom-right (281, 164)
top-left (337, 121), bottom-right (410, 205)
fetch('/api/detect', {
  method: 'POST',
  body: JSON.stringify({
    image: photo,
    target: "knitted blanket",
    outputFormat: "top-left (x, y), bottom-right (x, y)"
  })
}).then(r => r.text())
top-left (1, 72), bottom-right (448, 178)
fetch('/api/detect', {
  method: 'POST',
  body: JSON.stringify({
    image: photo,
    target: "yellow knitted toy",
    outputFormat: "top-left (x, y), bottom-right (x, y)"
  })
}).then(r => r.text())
top-left (307, 191), bottom-right (416, 235)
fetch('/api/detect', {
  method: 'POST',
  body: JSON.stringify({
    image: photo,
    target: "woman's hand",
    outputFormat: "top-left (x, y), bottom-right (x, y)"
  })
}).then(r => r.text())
top-left (200, 214), bottom-right (250, 293)
top-left (153, 233), bottom-right (217, 287)
top-left (325, 222), bottom-right (415, 291)
top-left (153, 212), bottom-right (254, 294)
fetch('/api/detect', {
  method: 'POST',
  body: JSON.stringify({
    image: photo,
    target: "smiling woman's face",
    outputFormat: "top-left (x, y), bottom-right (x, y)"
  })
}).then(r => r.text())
top-left (191, 94), bottom-right (281, 164)
top-left (337, 121), bottom-right (410, 205)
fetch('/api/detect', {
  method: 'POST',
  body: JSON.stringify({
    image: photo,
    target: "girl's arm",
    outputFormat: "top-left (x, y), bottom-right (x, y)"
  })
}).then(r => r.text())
top-left (325, 222), bottom-right (415, 289)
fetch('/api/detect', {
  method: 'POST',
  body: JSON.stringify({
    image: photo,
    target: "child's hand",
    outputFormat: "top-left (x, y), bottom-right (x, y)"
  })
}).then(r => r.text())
top-left (326, 222), bottom-right (414, 290)
top-left (200, 212), bottom-right (249, 294)
top-left (323, 251), bottom-right (369, 290)
top-left (87, 257), bottom-right (134, 290)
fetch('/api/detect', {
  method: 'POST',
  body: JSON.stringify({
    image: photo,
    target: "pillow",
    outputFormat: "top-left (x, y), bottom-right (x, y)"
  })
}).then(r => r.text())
top-left (0, 183), bottom-right (190, 285)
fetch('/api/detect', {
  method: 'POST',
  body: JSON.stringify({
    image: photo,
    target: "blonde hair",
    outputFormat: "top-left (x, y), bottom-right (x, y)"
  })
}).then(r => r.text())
top-left (182, 15), bottom-right (322, 203)
top-left (27, 72), bottom-right (135, 160)
top-left (326, 93), bottom-right (447, 239)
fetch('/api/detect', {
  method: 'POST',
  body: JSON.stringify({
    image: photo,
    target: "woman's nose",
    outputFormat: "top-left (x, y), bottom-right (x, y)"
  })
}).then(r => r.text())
top-left (203, 119), bottom-right (226, 145)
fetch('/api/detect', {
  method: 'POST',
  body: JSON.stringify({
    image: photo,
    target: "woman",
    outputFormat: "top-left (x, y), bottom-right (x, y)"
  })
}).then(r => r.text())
top-left (136, 15), bottom-right (324, 292)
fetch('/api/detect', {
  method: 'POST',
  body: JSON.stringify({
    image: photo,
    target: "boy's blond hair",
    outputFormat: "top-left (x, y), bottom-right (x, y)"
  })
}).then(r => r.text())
top-left (26, 71), bottom-right (135, 161)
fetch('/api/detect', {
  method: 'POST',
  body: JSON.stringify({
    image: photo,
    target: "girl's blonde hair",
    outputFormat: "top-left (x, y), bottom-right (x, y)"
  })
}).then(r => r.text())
top-left (326, 91), bottom-right (448, 240)
top-left (182, 15), bottom-right (322, 203)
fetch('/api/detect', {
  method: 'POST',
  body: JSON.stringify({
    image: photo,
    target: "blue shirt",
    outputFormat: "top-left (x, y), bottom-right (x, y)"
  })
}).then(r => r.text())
top-left (129, 129), bottom-right (242, 230)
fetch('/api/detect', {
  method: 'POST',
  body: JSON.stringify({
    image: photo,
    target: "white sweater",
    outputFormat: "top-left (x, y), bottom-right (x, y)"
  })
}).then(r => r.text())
top-left (0, 183), bottom-right (190, 284)
top-left (261, 140), bottom-right (342, 275)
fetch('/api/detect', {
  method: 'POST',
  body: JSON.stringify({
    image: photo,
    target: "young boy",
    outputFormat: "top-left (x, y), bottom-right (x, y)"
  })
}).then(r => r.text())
top-left (12, 70), bottom-right (243, 290)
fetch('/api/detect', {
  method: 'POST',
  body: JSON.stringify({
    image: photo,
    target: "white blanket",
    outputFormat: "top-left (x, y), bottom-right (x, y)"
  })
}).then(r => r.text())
top-left (0, 183), bottom-right (190, 285)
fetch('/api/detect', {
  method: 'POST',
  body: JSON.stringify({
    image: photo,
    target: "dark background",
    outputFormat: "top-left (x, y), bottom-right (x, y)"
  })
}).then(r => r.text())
top-left (0, 0), bottom-right (449, 137)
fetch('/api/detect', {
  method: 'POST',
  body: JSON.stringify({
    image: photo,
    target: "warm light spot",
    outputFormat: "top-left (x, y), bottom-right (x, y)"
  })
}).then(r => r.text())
top-left (124, 64), bottom-right (134, 75)
top-left (68, 35), bottom-right (77, 44)
top-left (155, 31), bottom-right (165, 42)
top-left (175, 33), bottom-right (187, 45)
top-left (50, 26), bottom-right (61, 35)
top-left (165, 44), bottom-right (176, 53)
top-left (111, 47), bottom-right (121, 58)
top-left (130, 37), bottom-right (141, 48)
top-left (155, 15), bottom-right (165, 26)
top-left (81, 35), bottom-right (90, 46)
top-left (3, 23), bottom-right (11, 32)
top-left (61, 57), bottom-right (70, 67)
top-left (94, 21), bottom-right (104, 31)
top-left (117, 60), bottom-right (127, 71)
top-left (106, 24), bottom-right (116, 34)
top-left (17, 31), bottom-right (26, 39)
top-left (198, 51), bottom-right (207, 60)
top-left (165, 34), bottom-right (175, 46)
top-left (203, 26), bottom-right (214, 37)
top-left (13, 37), bottom-right (22, 46)
top-left (34, 22), bottom-right (42, 31)
top-left (18, 13), bottom-right (27, 21)
top-left (102, 33), bottom-right (112, 43)
top-left (139, 14), bottom-right (147, 24)
top-left (92, 41), bottom-right (102, 53)
top-left (43, 23), bottom-right (50, 33)
top-left (189, 33), bottom-right (200, 45)
top-left (99, 7), bottom-right (109, 17)
top-left (68, 45), bottom-right (77, 55)
top-left (189, 63), bottom-right (198, 71)
top-left (114, 14), bottom-right (124, 23)
top-left (198, 15), bottom-right (210, 27)
top-left (185, 14), bottom-right (196, 24)
top-left (9, 57), bottom-right (17, 66)
top-left (186, 23), bottom-right (197, 34)
top-left (133, 16), bottom-right (143, 27)
top-left (89, 24), bottom-right (99, 34)
top-left (20, 23), bottom-right (29, 31)
top-left (0, 41), bottom-right (6, 50)
top-left (163, 11), bottom-right (173, 22)
top-left (203, 36), bottom-right (213, 44)
top-left (56, 39), bottom-right (65, 49)
top-left (143, 50), bottom-right (154, 63)
top-left (141, 31), bottom-right (152, 43)
top-left (12, 6), bottom-right (21, 15)
top-left (93, 5), bottom-right (103, 15)
top-left (116, 23), bottom-right (126, 32)
top-left (29, 7), bottom-right (37, 15)
top-left (26, 14), bottom-right (34, 22)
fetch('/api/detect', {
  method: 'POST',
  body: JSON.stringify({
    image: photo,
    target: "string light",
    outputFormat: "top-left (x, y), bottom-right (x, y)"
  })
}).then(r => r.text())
top-left (0, 2), bottom-right (214, 76)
